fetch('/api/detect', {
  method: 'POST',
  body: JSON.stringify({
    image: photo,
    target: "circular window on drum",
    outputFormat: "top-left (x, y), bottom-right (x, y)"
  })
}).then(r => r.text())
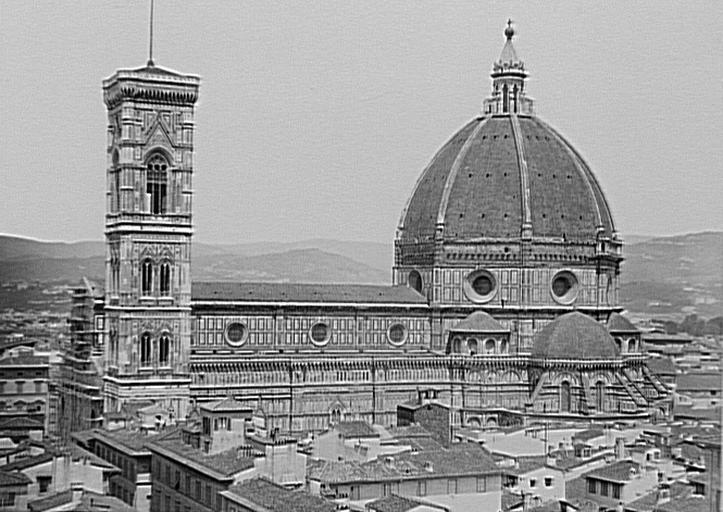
top-left (309, 322), bottom-right (331, 346)
top-left (550, 270), bottom-right (579, 304)
top-left (463, 270), bottom-right (497, 303)
top-left (224, 322), bottom-right (248, 346)
top-left (387, 323), bottom-right (408, 346)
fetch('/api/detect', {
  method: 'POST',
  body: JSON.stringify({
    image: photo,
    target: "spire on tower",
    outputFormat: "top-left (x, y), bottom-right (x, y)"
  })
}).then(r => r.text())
top-left (147, 0), bottom-right (155, 67)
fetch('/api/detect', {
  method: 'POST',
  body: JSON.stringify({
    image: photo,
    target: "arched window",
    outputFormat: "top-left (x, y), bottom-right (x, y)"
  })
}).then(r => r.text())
top-left (560, 381), bottom-right (571, 413)
top-left (595, 381), bottom-right (605, 412)
top-left (615, 337), bottom-right (623, 352)
top-left (140, 333), bottom-right (152, 366)
top-left (159, 334), bottom-right (170, 366)
top-left (500, 340), bottom-right (508, 354)
top-left (502, 84), bottom-right (509, 113)
top-left (408, 270), bottom-right (423, 294)
top-left (452, 337), bottom-right (463, 354)
top-left (159, 261), bottom-right (171, 296)
top-left (146, 154), bottom-right (168, 214)
top-left (330, 407), bottom-right (342, 424)
top-left (141, 259), bottom-right (153, 295)
top-left (485, 339), bottom-right (496, 354)
top-left (467, 338), bottom-right (479, 355)
top-left (627, 338), bottom-right (636, 353)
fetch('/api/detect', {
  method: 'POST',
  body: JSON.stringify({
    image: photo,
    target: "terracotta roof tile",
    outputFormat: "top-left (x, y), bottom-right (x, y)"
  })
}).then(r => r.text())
top-left (532, 312), bottom-right (619, 360)
top-left (450, 311), bottom-right (509, 333)
top-left (582, 460), bottom-right (640, 483)
top-left (223, 478), bottom-right (335, 512)
top-left (192, 282), bottom-right (427, 304)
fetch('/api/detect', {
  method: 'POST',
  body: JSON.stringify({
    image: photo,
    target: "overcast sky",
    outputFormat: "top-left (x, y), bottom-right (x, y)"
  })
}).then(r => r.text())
top-left (1, 1), bottom-right (721, 244)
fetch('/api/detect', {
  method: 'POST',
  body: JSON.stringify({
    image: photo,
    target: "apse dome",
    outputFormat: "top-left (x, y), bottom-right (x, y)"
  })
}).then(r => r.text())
top-left (397, 23), bottom-right (617, 246)
top-left (531, 312), bottom-right (620, 360)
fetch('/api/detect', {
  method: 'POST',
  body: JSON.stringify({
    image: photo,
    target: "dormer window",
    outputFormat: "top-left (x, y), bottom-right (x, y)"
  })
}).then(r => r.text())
top-left (146, 154), bottom-right (168, 214)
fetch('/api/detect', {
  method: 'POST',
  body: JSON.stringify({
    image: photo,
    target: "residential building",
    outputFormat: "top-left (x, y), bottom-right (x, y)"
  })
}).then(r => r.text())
top-left (307, 443), bottom-right (501, 509)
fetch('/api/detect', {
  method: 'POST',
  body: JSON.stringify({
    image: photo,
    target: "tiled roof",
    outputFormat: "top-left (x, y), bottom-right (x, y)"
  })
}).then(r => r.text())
top-left (92, 428), bottom-right (159, 453)
top-left (656, 495), bottom-right (713, 512)
top-left (223, 478), bottom-right (335, 512)
top-left (386, 424), bottom-right (434, 439)
top-left (0, 469), bottom-right (31, 486)
top-left (333, 421), bottom-right (379, 439)
top-left (70, 491), bottom-right (136, 512)
top-left (366, 494), bottom-right (427, 512)
top-left (676, 372), bottom-right (721, 392)
top-left (149, 438), bottom-right (258, 479)
top-left (0, 453), bottom-right (53, 471)
top-left (501, 489), bottom-right (524, 511)
top-left (0, 417), bottom-right (44, 430)
top-left (200, 396), bottom-right (252, 413)
top-left (507, 456), bottom-right (548, 475)
top-left (674, 405), bottom-right (722, 422)
top-left (0, 355), bottom-right (48, 366)
top-left (450, 311), bottom-right (509, 333)
top-left (646, 357), bottom-right (677, 375)
top-left (582, 460), bottom-right (640, 483)
top-left (572, 429), bottom-right (605, 443)
top-left (606, 313), bottom-right (638, 333)
top-left (532, 312), bottom-right (619, 360)
top-left (192, 282), bottom-right (427, 304)
top-left (309, 444), bottom-right (499, 484)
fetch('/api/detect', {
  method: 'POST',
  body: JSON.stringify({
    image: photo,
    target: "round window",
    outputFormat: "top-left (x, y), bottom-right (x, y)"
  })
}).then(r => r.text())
top-left (387, 323), bottom-right (408, 346)
top-left (224, 322), bottom-right (248, 346)
top-left (463, 270), bottom-right (497, 303)
top-left (309, 322), bottom-right (331, 346)
top-left (472, 274), bottom-right (494, 296)
top-left (550, 271), bottom-right (579, 304)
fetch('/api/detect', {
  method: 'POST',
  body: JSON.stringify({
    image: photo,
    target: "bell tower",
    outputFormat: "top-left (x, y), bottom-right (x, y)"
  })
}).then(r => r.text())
top-left (102, 60), bottom-right (199, 419)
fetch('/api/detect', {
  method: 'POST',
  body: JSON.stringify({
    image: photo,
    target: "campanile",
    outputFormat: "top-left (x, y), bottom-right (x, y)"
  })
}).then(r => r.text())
top-left (102, 61), bottom-right (199, 418)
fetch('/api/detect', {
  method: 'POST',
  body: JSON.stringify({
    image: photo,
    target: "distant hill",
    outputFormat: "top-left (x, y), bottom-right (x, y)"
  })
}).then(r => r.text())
top-left (620, 231), bottom-right (722, 317)
top-left (0, 232), bottom-right (720, 317)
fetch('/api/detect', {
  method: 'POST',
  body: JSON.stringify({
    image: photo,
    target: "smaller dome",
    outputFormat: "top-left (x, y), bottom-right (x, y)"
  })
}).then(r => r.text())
top-left (450, 311), bottom-right (509, 333)
top-left (532, 312), bottom-right (619, 359)
top-left (607, 312), bottom-right (639, 333)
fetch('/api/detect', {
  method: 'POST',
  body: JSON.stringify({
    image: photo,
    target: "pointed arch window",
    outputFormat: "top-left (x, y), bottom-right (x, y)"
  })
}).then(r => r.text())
top-left (595, 381), bottom-right (605, 412)
top-left (141, 259), bottom-right (153, 296)
top-left (560, 381), bottom-right (571, 413)
top-left (159, 261), bottom-right (171, 296)
top-left (484, 339), bottom-right (496, 354)
top-left (146, 154), bottom-right (168, 214)
top-left (159, 334), bottom-right (171, 366)
top-left (140, 333), bottom-right (152, 366)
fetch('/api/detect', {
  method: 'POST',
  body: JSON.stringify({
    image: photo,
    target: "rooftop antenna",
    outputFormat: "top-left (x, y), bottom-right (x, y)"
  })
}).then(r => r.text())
top-left (147, 0), bottom-right (155, 66)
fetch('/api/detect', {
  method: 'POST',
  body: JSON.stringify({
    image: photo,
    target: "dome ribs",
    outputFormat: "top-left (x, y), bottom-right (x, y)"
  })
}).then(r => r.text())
top-left (398, 120), bottom-right (479, 242)
top-left (445, 118), bottom-right (522, 239)
top-left (436, 118), bottom-right (491, 238)
top-left (520, 118), bottom-right (600, 240)
top-left (533, 118), bottom-right (616, 237)
top-left (509, 115), bottom-right (533, 238)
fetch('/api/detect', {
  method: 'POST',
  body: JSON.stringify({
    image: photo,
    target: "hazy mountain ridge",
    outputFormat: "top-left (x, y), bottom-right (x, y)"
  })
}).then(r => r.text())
top-left (0, 232), bottom-right (720, 317)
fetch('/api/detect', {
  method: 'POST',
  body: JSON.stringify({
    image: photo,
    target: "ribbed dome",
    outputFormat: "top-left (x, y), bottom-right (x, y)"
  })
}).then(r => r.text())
top-left (398, 24), bottom-right (615, 245)
top-left (399, 115), bottom-right (615, 243)
top-left (532, 312), bottom-right (620, 359)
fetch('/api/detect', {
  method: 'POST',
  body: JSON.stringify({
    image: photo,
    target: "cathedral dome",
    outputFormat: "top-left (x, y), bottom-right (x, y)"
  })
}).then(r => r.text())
top-left (398, 24), bottom-right (615, 245)
top-left (531, 312), bottom-right (620, 360)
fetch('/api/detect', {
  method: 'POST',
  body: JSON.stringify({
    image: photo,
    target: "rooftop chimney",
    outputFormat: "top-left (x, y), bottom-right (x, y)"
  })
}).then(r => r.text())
top-left (615, 437), bottom-right (626, 460)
